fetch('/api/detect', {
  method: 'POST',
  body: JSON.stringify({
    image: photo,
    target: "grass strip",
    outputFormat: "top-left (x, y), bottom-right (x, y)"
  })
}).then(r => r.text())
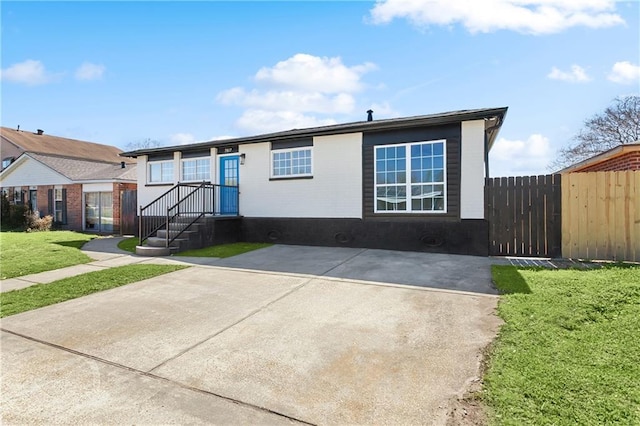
top-left (176, 242), bottom-right (272, 258)
top-left (0, 231), bottom-right (95, 279)
top-left (117, 236), bottom-right (139, 253)
top-left (1, 264), bottom-right (188, 318)
top-left (117, 238), bottom-right (271, 258)
top-left (485, 265), bottom-right (640, 425)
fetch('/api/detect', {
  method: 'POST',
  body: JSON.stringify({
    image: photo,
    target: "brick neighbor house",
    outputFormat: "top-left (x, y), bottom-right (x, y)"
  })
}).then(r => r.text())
top-left (560, 142), bottom-right (640, 173)
top-left (0, 127), bottom-right (137, 234)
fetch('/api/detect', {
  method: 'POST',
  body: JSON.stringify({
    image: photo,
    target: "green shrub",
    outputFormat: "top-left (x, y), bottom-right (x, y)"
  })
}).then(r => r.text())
top-left (4, 204), bottom-right (29, 229)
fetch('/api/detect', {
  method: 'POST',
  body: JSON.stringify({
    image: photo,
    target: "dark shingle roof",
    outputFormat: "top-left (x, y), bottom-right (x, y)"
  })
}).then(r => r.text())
top-left (121, 107), bottom-right (508, 157)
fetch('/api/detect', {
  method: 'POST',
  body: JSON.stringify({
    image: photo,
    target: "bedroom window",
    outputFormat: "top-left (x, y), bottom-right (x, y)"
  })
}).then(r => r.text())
top-left (271, 147), bottom-right (312, 178)
top-left (374, 140), bottom-right (446, 213)
top-left (181, 157), bottom-right (210, 181)
top-left (148, 160), bottom-right (174, 183)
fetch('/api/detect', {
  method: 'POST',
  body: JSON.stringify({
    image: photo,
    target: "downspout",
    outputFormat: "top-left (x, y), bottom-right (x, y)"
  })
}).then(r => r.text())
top-left (484, 131), bottom-right (489, 178)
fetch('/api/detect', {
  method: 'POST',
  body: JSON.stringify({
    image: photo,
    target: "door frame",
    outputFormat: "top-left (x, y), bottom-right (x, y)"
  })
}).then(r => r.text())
top-left (218, 154), bottom-right (240, 215)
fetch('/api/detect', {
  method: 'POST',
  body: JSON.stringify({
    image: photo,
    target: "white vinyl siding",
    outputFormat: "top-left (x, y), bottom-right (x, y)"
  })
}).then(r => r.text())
top-left (240, 133), bottom-right (362, 218)
top-left (460, 120), bottom-right (486, 219)
top-left (374, 140), bottom-right (447, 213)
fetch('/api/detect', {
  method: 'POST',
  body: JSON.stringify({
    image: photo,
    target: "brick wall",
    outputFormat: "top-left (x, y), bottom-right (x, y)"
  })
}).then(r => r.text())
top-left (577, 152), bottom-right (640, 172)
top-left (64, 184), bottom-right (83, 231)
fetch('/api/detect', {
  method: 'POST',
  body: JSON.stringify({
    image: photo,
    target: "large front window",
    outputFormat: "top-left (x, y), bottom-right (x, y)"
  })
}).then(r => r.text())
top-left (181, 157), bottom-right (211, 181)
top-left (374, 140), bottom-right (446, 213)
top-left (271, 148), bottom-right (312, 178)
top-left (148, 161), bottom-right (173, 183)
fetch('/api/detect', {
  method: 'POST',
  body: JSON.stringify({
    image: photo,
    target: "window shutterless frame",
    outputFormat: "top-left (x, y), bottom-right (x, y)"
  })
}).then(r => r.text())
top-left (270, 147), bottom-right (313, 179)
top-left (147, 160), bottom-right (174, 184)
top-left (181, 156), bottom-right (211, 182)
top-left (374, 140), bottom-right (447, 214)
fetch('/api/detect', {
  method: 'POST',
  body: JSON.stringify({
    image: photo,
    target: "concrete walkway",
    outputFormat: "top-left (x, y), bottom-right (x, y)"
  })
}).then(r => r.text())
top-left (0, 237), bottom-right (220, 293)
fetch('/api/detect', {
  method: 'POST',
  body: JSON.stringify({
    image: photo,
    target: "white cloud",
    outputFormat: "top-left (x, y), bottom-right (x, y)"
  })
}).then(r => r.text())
top-left (489, 134), bottom-right (554, 176)
top-left (254, 53), bottom-right (376, 93)
top-left (607, 61), bottom-right (640, 84)
top-left (217, 88), bottom-right (355, 114)
top-left (369, 0), bottom-right (624, 35)
top-left (0, 59), bottom-right (52, 85)
top-left (547, 65), bottom-right (591, 82)
top-left (235, 110), bottom-right (337, 134)
top-left (75, 62), bottom-right (105, 81)
top-left (169, 133), bottom-right (196, 145)
top-left (216, 53), bottom-right (379, 133)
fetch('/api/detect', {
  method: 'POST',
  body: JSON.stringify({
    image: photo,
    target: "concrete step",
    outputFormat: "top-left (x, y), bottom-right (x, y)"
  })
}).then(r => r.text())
top-left (136, 245), bottom-right (172, 257)
top-left (146, 236), bottom-right (188, 248)
top-left (156, 229), bottom-right (197, 239)
top-left (168, 221), bottom-right (201, 231)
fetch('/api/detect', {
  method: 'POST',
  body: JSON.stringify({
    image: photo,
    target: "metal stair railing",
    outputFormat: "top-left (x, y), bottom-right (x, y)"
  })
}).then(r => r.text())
top-left (138, 182), bottom-right (239, 246)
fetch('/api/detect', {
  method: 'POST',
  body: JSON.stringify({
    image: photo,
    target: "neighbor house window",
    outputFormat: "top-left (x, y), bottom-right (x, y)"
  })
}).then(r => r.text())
top-left (148, 160), bottom-right (174, 183)
top-left (2, 157), bottom-right (14, 170)
top-left (13, 187), bottom-right (22, 205)
top-left (374, 140), bottom-right (446, 213)
top-left (54, 188), bottom-right (64, 223)
top-left (271, 147), bottom-right (312, 178)
top-left (181, 157), bottom-right (210, 181)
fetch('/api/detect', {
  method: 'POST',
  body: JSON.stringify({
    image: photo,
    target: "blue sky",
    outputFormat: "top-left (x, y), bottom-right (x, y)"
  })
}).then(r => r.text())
top-left (2, 0), bottom-right (638, 176)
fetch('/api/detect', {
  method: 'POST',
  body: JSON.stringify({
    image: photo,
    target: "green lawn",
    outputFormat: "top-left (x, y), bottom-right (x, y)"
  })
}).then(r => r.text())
top-left (118, 237), bottom-right (271, 258)
top-left (1, 264), bottom-right (188, 317)
top-left (485, 265), bottom-right (640, 425)
top-left (0, 231), bottom-right (96, 279)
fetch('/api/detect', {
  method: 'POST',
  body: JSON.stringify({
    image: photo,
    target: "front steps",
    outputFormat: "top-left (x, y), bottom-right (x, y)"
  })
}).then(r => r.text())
top-left (135, 219), bottom-right (203, 256)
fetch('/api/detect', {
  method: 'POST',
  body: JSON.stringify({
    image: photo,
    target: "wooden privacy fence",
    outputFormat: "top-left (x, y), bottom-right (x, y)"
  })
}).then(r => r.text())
top-left (562, 171), bottom-right (640, 262)
top-left (485, 174), bottom-right (562, 257)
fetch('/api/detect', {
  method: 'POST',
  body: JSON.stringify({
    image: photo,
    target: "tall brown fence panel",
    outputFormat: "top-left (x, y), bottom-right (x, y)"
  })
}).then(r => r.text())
top-left (485, 174), bottom-right (562, 257)
top-left (120, 189), bottom-right (138, 236)
top-left (562, 171), bottom-right (640, 262)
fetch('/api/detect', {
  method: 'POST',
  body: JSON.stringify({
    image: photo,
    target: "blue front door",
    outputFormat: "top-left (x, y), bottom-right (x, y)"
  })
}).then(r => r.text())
top-left (219, 155), bottom-right (239, 214)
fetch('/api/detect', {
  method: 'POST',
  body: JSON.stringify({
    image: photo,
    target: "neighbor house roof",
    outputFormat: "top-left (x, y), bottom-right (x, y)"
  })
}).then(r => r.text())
top-left (559, 142), bottom-right (640, 173)
top-left (121, 107), bottom-right (508, 157)
top-left (28, 153), bottom-right (137, 181)
top-left (1, 126), bottom-right (133, 164)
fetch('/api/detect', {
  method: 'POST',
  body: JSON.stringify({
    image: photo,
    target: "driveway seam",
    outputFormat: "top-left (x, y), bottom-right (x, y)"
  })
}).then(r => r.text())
top-left (146, 277), bottom-right (315, 373)
top-left (0, 328), bottom-right (315, 426)
top-left (316, 248), bottom-right (368, 276)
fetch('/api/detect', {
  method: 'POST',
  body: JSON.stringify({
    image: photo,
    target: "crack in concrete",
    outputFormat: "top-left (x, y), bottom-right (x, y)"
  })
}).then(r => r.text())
top-left (1, 328), bottom-right (315, 426)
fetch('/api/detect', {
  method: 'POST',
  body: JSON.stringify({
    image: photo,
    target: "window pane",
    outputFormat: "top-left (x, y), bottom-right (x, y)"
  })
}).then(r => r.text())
top-left (375, 140), bottom-right (445, 213)
top-left (272, 148), bottom-right (311, 177)
top-left (433, 143), bottom-right (443, 155)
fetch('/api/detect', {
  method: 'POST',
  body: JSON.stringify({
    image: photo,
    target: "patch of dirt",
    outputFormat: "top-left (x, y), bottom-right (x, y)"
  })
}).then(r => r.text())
top-left (446, 338), bottom-right (497, 425)
top-left (446, 390), bottom-right (487, 426)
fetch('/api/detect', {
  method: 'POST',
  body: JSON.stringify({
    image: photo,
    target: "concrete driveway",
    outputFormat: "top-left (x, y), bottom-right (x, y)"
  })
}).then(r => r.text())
top-left (1, 246), bottom-right (502, 425)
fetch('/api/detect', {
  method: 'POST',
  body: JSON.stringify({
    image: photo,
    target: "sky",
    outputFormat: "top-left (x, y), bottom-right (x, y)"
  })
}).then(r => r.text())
top-left (1, 0), bottom-right (639, 177)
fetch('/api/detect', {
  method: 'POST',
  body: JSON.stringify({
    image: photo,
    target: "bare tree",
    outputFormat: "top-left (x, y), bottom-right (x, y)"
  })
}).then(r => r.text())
top-left (124, 138), bottom-right (162, 151)
top-left (550, 95), bottom-right (640, 170)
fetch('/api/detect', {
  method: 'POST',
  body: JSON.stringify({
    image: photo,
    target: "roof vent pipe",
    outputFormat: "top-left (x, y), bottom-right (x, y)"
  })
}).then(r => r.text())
top-left (36, 129), bottom-right (44, 135)
top-left (121, 161), bottom-right (126, 169)
top-left (367, 110), bottom-right (373, 122)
